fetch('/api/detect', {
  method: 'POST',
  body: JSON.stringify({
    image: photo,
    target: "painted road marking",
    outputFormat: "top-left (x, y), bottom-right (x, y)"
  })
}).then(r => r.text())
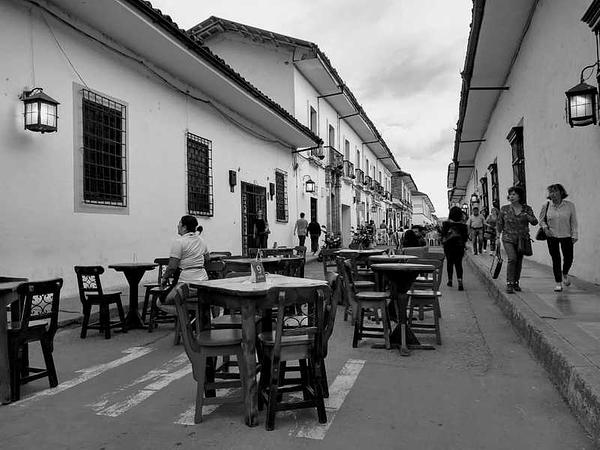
top-left (13, 346), bottom-right (154, 407)
top-left (90, 352), bottom-right (192, 417)
top-left (175, 388), bottom-right (237, 425)
top-left (291, 359), bottom-right (366, 440)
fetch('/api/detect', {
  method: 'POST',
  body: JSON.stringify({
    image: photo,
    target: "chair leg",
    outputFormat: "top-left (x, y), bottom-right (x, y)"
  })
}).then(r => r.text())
top-left (312, 358), bottom-right (327, 424)
top-left (116, 299), bottom-right (127, 333)
top-left (381, 301), bottom-right (391, 350)
top-left (148, 294), bottom-right (158, 333)
top-left (434, 298), bottom-right (442, 345)
top-left (320, 359), bottom-right (329, 398)
top-left (141, 287), bottom-right (152, 323)
top-left (101, 304), bottom-right (111, 339)
top-left (80, 304), bottom-right (91, 339)
top-left (194, 356), bottom-right (207, 424)
top-left (41, 338), bottom-right (58, 387)
top-left (9, 344), bottom-right (21, 402)
top-left (173, 315), bottom-right (181, 346)
top-left (266, 356), bottom-right (281, 431)
top-left (352, 307), bottom-right (361, 348)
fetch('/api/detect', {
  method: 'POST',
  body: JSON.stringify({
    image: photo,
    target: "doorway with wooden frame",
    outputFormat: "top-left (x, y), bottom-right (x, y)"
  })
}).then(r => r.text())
top-left (241, 182), bottom-right (267, 255)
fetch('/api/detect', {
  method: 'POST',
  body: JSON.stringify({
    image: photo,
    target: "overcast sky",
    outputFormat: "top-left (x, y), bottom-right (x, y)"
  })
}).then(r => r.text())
top-left (150, 0), bottom-right (472, 216)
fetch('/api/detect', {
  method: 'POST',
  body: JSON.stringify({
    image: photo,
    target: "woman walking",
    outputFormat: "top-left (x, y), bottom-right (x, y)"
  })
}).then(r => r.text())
top-left (496, 186), bottom-right (538, 293)
top-left (485, 200), bottom-right (500, 253)
top-left (539, 184), bottom-right (578, 292)
top-left (441, 206), bottom-right (469, 291)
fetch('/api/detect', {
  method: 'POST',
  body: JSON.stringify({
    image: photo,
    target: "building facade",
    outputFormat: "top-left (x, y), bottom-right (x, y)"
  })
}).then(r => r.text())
top-left (448, 0), bottom-right (600, 284)
top-left (410, 192), bottom-right (436, 227)
top-left (189, 17), bottom-right (402, 245)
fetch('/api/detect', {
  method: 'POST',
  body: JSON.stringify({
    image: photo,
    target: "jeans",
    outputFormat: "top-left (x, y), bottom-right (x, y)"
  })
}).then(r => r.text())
top-left (503, 240), bottom-right (523, 284)
top-left (310, 234), bottom-right (320, 253)
top-left (471, 228), bottom-right (483, 254)
top-left (546, 237), bottom-right (574, 282)
top-left (298, 235), bottom-right (306, 247)
top-left (256, 233), bottom-right (268, 249)
top-left (444, 245), bottom-right (464, 281)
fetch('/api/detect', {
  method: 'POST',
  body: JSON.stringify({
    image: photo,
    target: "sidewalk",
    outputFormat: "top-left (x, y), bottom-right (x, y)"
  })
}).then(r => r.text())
top-left (466, 250), bottom-right (600, 444)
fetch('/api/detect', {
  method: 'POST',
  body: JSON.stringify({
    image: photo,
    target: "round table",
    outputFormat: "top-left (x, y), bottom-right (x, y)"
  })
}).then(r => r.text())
top-left (109, 263), bottom-right (157, 329)
top-left (370, 263), bottom-right (435, 356)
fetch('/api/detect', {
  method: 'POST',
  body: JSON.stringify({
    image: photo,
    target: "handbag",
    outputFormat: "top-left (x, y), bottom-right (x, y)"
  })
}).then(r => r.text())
top-left (535, 202), bottom-right (549, 241)
top-left (518, 236), bottom-right (533, 256)
top-left (490, 247), bottom-right (503, 279)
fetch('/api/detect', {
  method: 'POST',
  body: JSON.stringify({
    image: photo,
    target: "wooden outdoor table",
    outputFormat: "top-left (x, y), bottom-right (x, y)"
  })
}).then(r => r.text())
top-left (370, 263), bottom-right (435, 356)
top-left (191, 274), bottom-right (327, 427)
top-left (367, 254), bottom-right (418, 265)
top-left (0, 277), bottom-right (28, 404)
top-left (109, 263), bottom-right (157, 329)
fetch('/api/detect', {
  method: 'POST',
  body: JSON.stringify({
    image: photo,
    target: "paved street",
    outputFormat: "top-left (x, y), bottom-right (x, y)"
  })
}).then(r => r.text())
top-left (0, 260), bottom-right (593, 449)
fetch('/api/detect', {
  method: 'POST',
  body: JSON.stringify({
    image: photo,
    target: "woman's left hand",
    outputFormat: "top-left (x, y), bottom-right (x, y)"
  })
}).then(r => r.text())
top-left (572, 237), bottom-right (578, 244)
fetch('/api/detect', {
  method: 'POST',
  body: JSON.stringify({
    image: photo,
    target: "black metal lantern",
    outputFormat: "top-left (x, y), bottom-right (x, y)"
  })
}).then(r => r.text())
top-left (565, 81), bottom-right (597, 127)
top-left (470, 193), bottom-right (479, 204)
top-left (461, 203), bottom-right (469, 213)
top-left (21, 88), bottom-right (60, 133)
top-left (303, 175), bottom-right (315, 193)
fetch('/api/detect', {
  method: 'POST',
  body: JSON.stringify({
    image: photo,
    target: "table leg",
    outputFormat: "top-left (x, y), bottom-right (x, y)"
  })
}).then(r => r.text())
top-left (123, 270), bottom-right (146, 329)
top-left (241, 303), bottom-right (259, 427)
top-left (0, 301), bottom-right (10, 404)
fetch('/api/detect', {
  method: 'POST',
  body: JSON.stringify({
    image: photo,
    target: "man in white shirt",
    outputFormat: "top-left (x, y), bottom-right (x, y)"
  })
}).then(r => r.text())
top-left (467, 207), bottom-right (485, 255)
top-left (293, 212), bottom-right (309, 247)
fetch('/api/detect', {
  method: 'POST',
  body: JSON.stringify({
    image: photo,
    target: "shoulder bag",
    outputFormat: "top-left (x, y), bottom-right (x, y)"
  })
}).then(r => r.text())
top-left (535, 202), bottom-right (549, 241)
top-left (490, 246), bottom-right (503, 279)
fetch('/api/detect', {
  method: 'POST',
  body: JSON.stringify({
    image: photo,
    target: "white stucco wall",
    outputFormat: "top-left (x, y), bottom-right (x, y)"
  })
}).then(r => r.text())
top-left (0, 2), bottom-right (301, 296)
top-left (468, 0), bottom-right (600, 283)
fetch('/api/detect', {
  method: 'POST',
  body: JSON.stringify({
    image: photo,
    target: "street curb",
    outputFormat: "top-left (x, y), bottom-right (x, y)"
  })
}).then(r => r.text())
top-left (465, 254), bottom-right (600, 445)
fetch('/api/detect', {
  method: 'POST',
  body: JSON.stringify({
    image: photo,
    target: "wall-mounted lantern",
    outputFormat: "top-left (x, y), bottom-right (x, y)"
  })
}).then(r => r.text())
top-left (228, 170), bottom-right (237, 193)
top-left (565, 62), bottom-right (599, 127)
top-left (470, 193), bottom-right (479, 204)
top-left (21, 88), bottom-right (59, 133)
top-left (461, 203), bottom-right (469, 214)
top-left (303, 175), bottom-right (315, 193)
top-left (269, 182), bottom-right (275, 200)
top-left (371, 204), bottom-right (378, 213)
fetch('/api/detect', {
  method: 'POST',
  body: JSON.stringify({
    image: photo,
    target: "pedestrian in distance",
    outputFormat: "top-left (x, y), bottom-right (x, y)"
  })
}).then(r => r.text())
top-left (441, 206), bottom-right (469, 290)
top-left (480, 207), bottom-right (489, 253)
top-left (307, 217), bottom-right (322, 255)
top-left (539, 183), bottom-right (578, 292)
top-left (496, 186), bottom-right (538, 293)
top-left (293, 212), bottom-right (309, 247)
top-left (467, 206), bottom-right (485, 255)
top-left (485, 200), bottom-right (500, 253)
top-left (253, 209), bottom-right (269, 249)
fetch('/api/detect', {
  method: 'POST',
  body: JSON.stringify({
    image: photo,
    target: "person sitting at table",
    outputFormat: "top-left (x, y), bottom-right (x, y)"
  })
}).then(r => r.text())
top-left (161, 215), bottom-right (210, 289)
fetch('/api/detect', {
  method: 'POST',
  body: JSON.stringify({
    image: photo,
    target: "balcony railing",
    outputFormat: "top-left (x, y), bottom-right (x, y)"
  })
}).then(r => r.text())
top-left (364, 175), bottom-right (373, 190)
top-left (355, 168), bottom-right (364, 185)
top-left (373, 180), bottom-right (381, 193)
top-left (343, 160), bottom-right (355, 179)
top-left (326, 146), bottom-right (344, 169)
top-left (310, 146), bottom-right (325, 160)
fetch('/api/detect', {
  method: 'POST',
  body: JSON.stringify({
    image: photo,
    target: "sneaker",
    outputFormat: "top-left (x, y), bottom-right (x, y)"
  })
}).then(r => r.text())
top-left (506, 283), bottom-right (514, 294)
top-left (563, 274), bottom-right (571, 286)
top-left (458, 280), bottom-right (464, 291)
top-left (447, 280), bottom-right (453, 287)
top-left (554, 284), bottom-right (563, 292)
top-left (513, 283), bottom-right (522, 292)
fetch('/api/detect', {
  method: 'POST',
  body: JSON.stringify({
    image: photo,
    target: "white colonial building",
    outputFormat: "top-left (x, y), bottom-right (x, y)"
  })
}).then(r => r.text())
top-left (0, 0), bottom-right (320, 296)
top-left (410, 192), bottom-right (436, 227)
top-left (189, 17), bottom-right (403, 245)
top-left (448, 0), bottom-right (600, 284)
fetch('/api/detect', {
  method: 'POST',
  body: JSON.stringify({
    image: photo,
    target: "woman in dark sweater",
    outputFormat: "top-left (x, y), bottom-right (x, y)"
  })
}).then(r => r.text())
top-left (441, 206), bottom-right (470, 290)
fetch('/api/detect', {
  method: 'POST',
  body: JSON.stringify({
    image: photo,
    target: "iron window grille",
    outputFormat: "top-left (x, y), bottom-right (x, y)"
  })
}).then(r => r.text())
top-left (480, 176), bottom-right (489, 212)
top-left (187, 132), bottom-right (213, 216)
top-left (275, 169), bottom-right (288, 222)
top-left (82, 90), bottom-right (127, 207)
top-left (507, 126), bottom-right (526, 203)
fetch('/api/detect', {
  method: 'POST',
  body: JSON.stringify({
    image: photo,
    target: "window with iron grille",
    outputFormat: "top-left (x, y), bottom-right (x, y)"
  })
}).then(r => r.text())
top-left (507, 126), bottom-right (526, 203)
top-left (275, 170), bottom-right (288, 222)
top-left (488, 162), bottom-right (499, 207)
top-left (82, 90), bottom-right (127, 206)
top-left (187, 132), bottom-right (213, 216)
top-left (480, 176), bottom-right (489, 212)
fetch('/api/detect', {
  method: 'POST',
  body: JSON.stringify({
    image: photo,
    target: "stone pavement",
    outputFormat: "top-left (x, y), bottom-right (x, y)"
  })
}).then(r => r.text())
top-left (466, 249), bottom-right (600, 444)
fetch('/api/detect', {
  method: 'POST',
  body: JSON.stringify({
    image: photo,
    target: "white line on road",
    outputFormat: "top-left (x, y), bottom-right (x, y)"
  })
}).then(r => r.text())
top-left (12, 346), bottom-right (154, 407)
top-left (175, 388), bottom-right (237, 425)
top-left (90, 353), bottom-right (192, 417)
top-left (291, 359), bottom-right (366, 440)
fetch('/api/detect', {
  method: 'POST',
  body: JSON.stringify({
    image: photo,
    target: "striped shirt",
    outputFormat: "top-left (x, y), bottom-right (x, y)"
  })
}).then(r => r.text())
top-left (539, 200), bottom-right (578, 240)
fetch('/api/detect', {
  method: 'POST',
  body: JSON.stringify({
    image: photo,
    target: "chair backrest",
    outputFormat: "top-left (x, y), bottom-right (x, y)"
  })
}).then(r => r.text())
top-left (14, 278), bottom-right (63, 341)
top-left (280, 257), bottom-right (305, 278)
top-left (411, 258), bottom-right (443, 290)
top-left (323, 273), bottom-right (340, 356)
top-left (154, 257), bottom-right (170, 283)
top-left (247, 247), bottom-right (259, 258)
top-left (74, 266), bottom-right (106, 304)
top-left (321, 248), bottom-right (338, 279)
top-left (266, 284), bottom-right (329, 358)
top-left (402, 246), bottom-right (429, 257)
top-left (336, 257), bottom-right (357, 303)
top-left (205, 260), bottom-right (226, 280)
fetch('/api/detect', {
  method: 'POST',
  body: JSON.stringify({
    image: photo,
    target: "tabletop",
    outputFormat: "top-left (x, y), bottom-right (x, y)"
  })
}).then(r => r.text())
top-left (108, 263), bottom-right (157, 270)
top-left (370, 263), bottom-right (435, 272)
top-left (191, 273), bottom-right (326, 297)
top-left (335, 249), bottom-right (387, 255)
top-left (368, 255), bottom-right (418, 264)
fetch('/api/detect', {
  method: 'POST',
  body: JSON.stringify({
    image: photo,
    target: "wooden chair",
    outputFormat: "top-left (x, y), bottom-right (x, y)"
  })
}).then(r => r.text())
top-left (339, 260), bottom-right (392, 349)
top-left (169, 283), bottom-right (245, 424)
top-left (321, 248), bottom-right (338, 280)
top-left (74, 266), bottom-right (127, 339)
top-left (407, 258), bottom-right (443, 345)
top-left (257, 284), bottom-right (329, 431)
top-left (141, 257), bottom-right (170, 323)
top-left (205, 260), bottom-right (226, 280)
top-left (147, 269), bottom-right (181, 341)
top-left (8, 279), bottom-right (62, 401)
top-left (335, 257), bottom-right (375, 321)
top-left (279, 257), bottom-right (305, 278)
